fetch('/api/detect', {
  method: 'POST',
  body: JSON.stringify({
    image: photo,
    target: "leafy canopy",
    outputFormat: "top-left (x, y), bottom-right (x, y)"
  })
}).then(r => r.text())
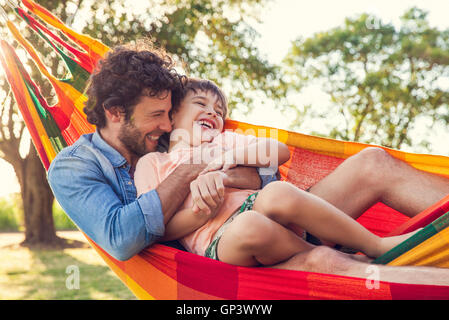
top-left (285, 7), bottom-right (449, 150)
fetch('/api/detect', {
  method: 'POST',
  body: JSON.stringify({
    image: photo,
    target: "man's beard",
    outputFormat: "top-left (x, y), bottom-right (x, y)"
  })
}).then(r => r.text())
top-left (118, 120), bottom-right (151, 158)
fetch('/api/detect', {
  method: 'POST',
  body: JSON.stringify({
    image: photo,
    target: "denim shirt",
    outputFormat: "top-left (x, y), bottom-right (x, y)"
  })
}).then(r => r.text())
top-left (47, 131), bottom-right (278, 261)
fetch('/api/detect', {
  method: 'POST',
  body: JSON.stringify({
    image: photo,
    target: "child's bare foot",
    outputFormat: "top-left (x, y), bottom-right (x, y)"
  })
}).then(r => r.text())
top-left (374, 228), bottom-right (422, 258)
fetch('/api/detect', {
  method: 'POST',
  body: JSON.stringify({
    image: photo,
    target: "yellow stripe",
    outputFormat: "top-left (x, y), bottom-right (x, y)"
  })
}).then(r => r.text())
top-left (227, 120), bottom-right (449, 177)
top-left (2, 46), bottom-right (56, 158)
top-left (125, 275), bottom-right (155, 300)
top-left (388, 227), bottom-right (449, 268)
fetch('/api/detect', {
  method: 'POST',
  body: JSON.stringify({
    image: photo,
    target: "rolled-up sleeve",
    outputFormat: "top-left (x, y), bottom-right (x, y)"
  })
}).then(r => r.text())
top-left (258, 167), bottom-right (279, 188)
top-left (136, 189), bottom-right (165, 238)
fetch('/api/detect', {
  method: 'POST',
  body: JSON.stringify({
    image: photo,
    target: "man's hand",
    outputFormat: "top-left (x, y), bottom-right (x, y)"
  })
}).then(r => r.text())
top-left (190, 171), bottom-right (226, 214)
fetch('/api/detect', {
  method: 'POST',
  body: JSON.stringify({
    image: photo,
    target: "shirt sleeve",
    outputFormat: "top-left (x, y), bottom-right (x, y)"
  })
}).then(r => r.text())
top-left (48, 153), bottom-right (162, 261)
top-left (136, 189), bottom-right (164, 238)
top-left (258, 167), bottom-right (279, 188)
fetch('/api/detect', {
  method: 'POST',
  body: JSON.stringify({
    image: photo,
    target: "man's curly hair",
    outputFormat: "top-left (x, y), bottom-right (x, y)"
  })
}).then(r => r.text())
top-left (83, 40), bottom-right (184, 128)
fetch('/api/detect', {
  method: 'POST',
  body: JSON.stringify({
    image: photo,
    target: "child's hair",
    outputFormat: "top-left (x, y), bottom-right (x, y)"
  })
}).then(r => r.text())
top-left (174, 78), bottom-right (228, 120)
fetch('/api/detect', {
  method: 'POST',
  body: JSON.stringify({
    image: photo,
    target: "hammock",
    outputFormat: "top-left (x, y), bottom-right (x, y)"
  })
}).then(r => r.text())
top-left (2, 0), bottom-right (449, 299)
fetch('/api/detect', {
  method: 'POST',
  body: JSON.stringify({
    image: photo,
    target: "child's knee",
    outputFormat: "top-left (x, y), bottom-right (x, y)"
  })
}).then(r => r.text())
top-left (255, 181), bottom-right (306, 221)
top-left (228, 211), bottom-right (276, 250)
top-left (255, 181), bottom-right (293, 210)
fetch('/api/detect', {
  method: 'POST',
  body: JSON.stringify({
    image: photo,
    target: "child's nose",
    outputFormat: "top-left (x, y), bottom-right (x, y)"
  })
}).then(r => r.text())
top-left (207, 110), bottom-right (218, 117)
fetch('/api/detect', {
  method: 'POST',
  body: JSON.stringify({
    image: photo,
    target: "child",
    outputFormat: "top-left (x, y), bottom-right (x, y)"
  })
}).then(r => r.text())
top-left (134, 78), bottom-right (416, 266)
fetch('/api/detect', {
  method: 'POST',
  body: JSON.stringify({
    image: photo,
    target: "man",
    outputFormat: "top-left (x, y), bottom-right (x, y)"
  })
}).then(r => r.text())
top-left (48, 42), bottom-right (449, 286)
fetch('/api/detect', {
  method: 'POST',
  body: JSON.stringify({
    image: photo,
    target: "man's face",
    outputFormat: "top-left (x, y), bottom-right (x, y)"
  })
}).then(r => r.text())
top-left (118, 92), bottom-right (172, 157)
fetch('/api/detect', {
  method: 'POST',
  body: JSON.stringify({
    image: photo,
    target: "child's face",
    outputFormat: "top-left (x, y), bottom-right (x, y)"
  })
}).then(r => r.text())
top-left (171, 89), bottom-right (225, 147)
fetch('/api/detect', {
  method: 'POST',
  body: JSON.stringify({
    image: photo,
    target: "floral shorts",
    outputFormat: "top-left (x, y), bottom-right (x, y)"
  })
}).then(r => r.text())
top-left (204, 192), bottom-right (259, 261)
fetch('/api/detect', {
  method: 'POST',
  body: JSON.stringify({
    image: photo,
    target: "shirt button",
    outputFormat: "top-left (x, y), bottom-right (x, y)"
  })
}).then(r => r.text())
top-left (128, 181), bottom-right (132, 185)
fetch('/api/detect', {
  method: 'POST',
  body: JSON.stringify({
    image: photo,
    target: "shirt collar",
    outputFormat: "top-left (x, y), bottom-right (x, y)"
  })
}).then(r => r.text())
top-left (91, 130), bottom-right (128, 168)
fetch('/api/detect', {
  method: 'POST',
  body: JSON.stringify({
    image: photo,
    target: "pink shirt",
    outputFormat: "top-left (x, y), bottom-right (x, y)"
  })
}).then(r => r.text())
top-left (134, 131), bottom-right (258, 256)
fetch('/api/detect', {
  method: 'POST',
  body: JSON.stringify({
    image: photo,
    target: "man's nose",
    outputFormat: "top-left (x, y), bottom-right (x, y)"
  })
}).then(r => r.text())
top-left (160, 114), bottom-right (172, 132)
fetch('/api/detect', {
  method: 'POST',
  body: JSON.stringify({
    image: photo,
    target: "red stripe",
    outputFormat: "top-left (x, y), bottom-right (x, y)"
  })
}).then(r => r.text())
top-left (390, 282), bottom-right (449, 299)
top-left (176, 251), bottom-right (238, 299)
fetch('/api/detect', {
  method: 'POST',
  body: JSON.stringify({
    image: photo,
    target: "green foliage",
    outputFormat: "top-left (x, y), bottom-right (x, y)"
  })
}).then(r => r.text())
top-left (0, 196), bottom-right (21, 231)
top-left (15, 0), bottom-right (287, 116)
top-left (285, 7), bottom-right (449, 149)
top-left (53, 201), bottom-right (77, 231)
top-left (0, 195), bottom-right (76, 231)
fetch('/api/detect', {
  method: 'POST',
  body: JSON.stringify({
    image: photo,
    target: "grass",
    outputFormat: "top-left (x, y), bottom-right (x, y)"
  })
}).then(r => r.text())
top-left (0, 231), bottom-right (137, 300)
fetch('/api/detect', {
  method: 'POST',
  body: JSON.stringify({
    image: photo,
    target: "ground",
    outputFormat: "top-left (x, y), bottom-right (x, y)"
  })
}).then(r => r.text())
top-left (0, 231), bottom-right (136, 300)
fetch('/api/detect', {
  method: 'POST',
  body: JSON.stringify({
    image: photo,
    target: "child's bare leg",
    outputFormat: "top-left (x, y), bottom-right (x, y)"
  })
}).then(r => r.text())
top-left (253, 181), bottom-right (416, 258)
top-left (216, 211), bottom-right (314, 266)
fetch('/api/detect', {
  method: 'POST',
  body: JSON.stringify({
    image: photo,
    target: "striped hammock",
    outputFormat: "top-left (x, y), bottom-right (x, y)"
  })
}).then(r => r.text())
top-left (1, 0), bottom-right (449, 299)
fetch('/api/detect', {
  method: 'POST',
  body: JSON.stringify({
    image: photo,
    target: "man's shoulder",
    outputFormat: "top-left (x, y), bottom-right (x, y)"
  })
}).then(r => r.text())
top-left (48, 133), bottom-right (107, 174)
top-left (53, 133), bottom-right (97, 160)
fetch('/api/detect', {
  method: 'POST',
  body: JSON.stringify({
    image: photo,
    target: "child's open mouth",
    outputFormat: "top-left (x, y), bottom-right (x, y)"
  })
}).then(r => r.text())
top-left (196, 119), bottom-right (216, 129)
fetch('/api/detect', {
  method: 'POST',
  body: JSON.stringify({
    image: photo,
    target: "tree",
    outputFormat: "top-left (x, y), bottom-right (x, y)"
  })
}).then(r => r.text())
top-left (0, 0), bottom-right (285, 246)
top-left (284, 7), bottom-right (449, 149)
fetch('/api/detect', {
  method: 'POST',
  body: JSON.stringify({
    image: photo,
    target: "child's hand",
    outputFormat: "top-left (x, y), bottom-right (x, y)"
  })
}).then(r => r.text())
top-left (200, 150), bottom-right (237, 175)
top-left (191, 171), bottom-right (226, 216)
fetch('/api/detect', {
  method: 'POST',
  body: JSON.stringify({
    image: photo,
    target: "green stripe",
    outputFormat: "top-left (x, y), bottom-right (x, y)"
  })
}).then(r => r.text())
top-left (23, 81), bottom-right (67, 152)
top-left (373, 210), bottom-right (449, 265)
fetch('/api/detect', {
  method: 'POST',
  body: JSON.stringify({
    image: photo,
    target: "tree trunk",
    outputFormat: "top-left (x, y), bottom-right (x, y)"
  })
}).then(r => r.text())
top-left (15, 145), bottom-right (60, 247)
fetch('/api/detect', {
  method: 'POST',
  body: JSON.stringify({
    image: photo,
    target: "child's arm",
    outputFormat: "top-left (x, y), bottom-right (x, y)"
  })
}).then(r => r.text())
top-left (160, 207), bottom-right (212, 242)
top-left (234, 137), bottom-right (290, 168)
top-left (204, 136), bottom-right (290, 173)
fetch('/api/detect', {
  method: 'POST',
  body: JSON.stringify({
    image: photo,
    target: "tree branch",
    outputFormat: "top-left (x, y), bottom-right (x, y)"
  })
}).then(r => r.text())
top-left (0, 88), bottom-right (11, 141)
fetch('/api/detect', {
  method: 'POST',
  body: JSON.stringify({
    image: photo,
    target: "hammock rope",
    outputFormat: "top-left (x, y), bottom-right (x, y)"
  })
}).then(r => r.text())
top-left (1, 0), bottom-right (449, 299)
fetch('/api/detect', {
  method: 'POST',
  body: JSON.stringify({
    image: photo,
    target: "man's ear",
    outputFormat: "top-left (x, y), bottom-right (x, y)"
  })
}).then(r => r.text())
top-left (103, 105), bottom-right (124, 123)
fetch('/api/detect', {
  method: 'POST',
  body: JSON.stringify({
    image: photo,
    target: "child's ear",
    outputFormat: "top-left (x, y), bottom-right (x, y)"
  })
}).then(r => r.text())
top-left (104, 105), bottom-right (124, 123)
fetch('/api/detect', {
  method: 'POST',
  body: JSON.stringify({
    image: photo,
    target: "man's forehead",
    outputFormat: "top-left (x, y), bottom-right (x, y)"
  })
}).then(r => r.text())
top-left (136, 92), bottom-right (172, 112)
top-left (141, 89), bottom-right (171, 99)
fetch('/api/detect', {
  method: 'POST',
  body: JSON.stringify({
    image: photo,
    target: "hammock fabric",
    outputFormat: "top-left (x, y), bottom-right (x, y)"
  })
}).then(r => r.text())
top-left (2, 0), bottom-right (449, 299)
